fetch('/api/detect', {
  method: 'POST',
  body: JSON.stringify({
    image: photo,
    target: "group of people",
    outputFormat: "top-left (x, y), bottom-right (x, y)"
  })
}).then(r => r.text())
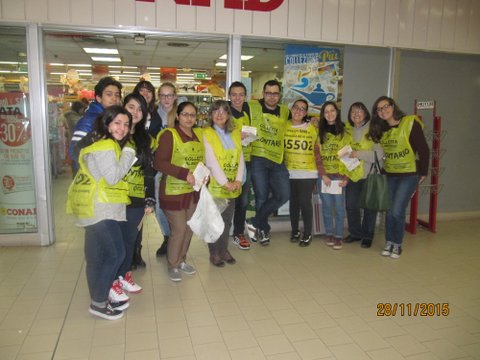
top-left (66, 76), bottom-right (429, 321)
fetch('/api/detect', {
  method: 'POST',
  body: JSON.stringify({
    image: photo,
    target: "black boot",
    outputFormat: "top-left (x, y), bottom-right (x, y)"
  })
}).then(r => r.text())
top-left (156, 236), bottom-right (169, 257)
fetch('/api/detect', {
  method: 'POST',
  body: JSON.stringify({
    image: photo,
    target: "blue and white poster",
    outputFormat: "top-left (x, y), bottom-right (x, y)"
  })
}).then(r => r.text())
top-left (283, 45), bottom-right (341, 114)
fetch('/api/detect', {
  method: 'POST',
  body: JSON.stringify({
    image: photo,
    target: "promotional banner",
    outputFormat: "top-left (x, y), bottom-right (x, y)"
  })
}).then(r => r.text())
top-left (0, 92), bottom-right (37, 233)
top-left (283, 45), bottom-right (341, 114)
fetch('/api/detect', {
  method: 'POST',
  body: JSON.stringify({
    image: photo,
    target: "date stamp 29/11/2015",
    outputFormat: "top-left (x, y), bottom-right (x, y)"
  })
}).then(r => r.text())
top-left (377, 303), bottom-right (450, 317)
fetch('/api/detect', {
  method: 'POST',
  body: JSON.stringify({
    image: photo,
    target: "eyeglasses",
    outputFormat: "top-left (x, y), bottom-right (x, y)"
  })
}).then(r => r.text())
top-left (376, 104), bottom-right (392, 113)
top-left (264, 92), bottom-right (280, 97)
top-left (212, 109), bottom-right (228, 115)
top-left (159, 94), bottom-right (175, 99)
top-left (179, 112), bottom-right (196, 119)
top-left (292, 105), bottom-right (307, 112)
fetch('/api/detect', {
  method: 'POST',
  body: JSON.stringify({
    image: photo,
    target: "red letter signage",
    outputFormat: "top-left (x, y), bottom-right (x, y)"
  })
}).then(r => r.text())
top-left (175, 0), bottom-right (284, 11)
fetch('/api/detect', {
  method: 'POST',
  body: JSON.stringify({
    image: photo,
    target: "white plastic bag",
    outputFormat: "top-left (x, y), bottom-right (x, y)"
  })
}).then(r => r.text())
top-left (187, 186), bottom-right (224, 243)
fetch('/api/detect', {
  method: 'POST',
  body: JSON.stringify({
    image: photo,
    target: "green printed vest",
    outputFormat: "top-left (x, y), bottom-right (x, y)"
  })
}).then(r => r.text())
top-left (123, 136), bottom-right (156, 199)
top-left (344, 123), bottom-right (377, 181)
top-left (203, 126), bottom-right (242, 199)
top-left (165, 128), bottom-right (204, 195)
top-left (283, 122), bottom-right (318, 171)
top-left (249, 100), bottom-right (290, 164)
top-left (380, 115), bottom-right (422, 173)
top-left (232, 109), bottom-right (252, 162)
top-left (320, 131), bottom-right (351, 176)
top-left (67, 139), bottom-right (130, 218)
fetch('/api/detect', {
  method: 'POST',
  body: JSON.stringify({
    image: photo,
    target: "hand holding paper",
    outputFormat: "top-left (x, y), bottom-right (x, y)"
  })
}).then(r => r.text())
top-left (192, 162), bottom-right (210, 191)
top-left (241, 126), bottom-right (257, 146)
top-left (338, 145), bottom-right (361, 171)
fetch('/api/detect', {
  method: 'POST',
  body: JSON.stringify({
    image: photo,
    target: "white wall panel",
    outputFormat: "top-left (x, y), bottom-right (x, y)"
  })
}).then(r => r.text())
top-left (369, 0), bottom-right (385, 45)
top-left (48, 0), bottom-right (68, 23)
top-left (353, 0), bottom-right (370, 44)
top-left (412, 0), bottom-right (429, 48)
top-left (196, 2), bottom-right (215, 32)
top-left (93, 0), bottom-right (114, 26)
top-left (454, 0), bottom-right (469, 51)
top-left (322, 0), bottom-right (339, 41)
top-left (287, 0), bottom-right (306, 38)
top-left (136, 1), bottom-right (156, 28)
top-left (215, 0), bottom-right (234, 33)
top-left (337, 0), bottom-right (354, 42)
top-left (383, 0), bottom-right (400, 46)
top-left (305, 0), bottom-right (322, 40)
top-left (233, 8), bottom-right (252, 34)
top-left (114, 0), bottom-right (135, 27)
top-left (252, 10), bottom-right (270, 35)
top-left (176, 2), bottom-right (195, 31)
top-left (467, 0), bottom-right (480, 52)
top-left (270, 0), bottom-right (288, 37)
top-left (398, 0), bottom-right (414, 46)
top-left (25, 0), bottom-right (47, 21)
top-left (440, 0), bottom-right (456, 50)
top-left (156, 0), bottom-right (176, 29)
top-left (426, 0), bottom-right (443, 49)
top-left (2, 0), bottom-right (25, 20)
top-left (70, 0), bottom-right (91, 25)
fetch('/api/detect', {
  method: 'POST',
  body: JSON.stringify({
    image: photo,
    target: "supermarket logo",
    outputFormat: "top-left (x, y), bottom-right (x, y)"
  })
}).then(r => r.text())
top-left (138, 1), bottom-right (285, 12)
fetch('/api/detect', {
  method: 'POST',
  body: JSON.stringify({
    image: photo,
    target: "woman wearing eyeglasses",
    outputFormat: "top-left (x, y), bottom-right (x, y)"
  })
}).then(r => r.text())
top-left (284, 99), bottom-right (320, 247)
top-left (368, 96), bottom-right (429, 259)
top-left (344, 102), bottom-right (383, 249)
top-left (153, 102), bottom-right (205, 282)
top-left (203, 100), bottom-right (244, 266)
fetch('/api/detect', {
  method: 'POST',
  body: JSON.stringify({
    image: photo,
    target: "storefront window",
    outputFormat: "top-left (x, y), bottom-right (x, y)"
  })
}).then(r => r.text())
top-left (0, 26), bottom-right (37, 233)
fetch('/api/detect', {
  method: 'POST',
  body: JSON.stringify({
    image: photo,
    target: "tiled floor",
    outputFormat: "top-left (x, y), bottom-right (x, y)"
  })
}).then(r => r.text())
top-left (1, 176), bottom-right (479, 359)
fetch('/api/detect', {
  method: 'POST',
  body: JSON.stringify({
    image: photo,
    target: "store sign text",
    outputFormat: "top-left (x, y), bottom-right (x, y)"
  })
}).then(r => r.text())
top-left (175, 0), bottom-right (284, 12)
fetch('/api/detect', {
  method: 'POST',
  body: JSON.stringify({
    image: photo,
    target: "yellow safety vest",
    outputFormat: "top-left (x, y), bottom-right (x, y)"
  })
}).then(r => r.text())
top-left (320, 131), bottom-right (351, 176)
top-left (249, 100), bottom-right (290, 164)
top-left (123, 136), bottom-right (156, 199)
top-left (380, 115), bottom-right (422, 173)
top-left (164, 128), bottom-right (205, 195)
top-left (344, 123), bottom-right (377, 181)
top-left (67, 139), bottom-right (130, 218)
top-left (284, 122), bottom-right (318, 172)
top-left (203, 126), bottom-right (242, 199)
top-left (232, 108), bottom-right (252, 162)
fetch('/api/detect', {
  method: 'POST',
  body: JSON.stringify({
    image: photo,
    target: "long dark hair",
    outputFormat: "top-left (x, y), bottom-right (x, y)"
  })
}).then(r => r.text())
top-left (319, 101), bottom-right (344, 144)
top-left (368, 96), bottom-right (406, 143)
top-left (123, 93), bottom-right (152, 170)
top-left (93, 105), bottom-right (132, 148)
top-left (133, 80), bottom-right (157, 115)
top-left (175, 101), bottom-right (198, 125)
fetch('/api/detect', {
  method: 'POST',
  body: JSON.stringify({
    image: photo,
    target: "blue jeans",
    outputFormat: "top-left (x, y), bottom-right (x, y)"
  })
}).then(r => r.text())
top-left (155, 172), bottom-right (171, 236)
top-left (233, 161), bottom-right (251, 235)
top-left (117, 206), bottom-right (144, 277)
top-left (318, 179), bottom-right (345, 239)
top-left (346, 179), bottom-right (377, 240)
top-left (250, 156), bottom-right (290, 233)
top-left (385, 175), bottom-right (419, 245)
top-left (84, 220), bottom-right (125, 304)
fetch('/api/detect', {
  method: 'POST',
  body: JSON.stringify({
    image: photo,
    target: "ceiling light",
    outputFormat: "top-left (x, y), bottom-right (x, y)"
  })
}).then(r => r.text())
top-left (91, 56), bottom-right (122, 62)
top-left (215, 62), bottom-right (227, 67)
top-left (84, 48), bottom-right (119, 55)
top-left (49, 63), bottom-right (65, 66)
top-left (68, 64), bottom-right (93, 67)
top-left (219, 54), bottom-right (254, 61)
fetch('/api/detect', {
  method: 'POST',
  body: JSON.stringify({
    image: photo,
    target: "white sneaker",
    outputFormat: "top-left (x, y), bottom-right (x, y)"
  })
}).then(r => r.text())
top-left (168, 267), bottom-right (182, 282)
top-left (119, 271), bottom-right (142, 293)
top-left (381, 242), bottom-right (394, 256)
top-left (179, 261), bottom-right (196, 275)
top-left (109, 279), bottom-right (130, 302)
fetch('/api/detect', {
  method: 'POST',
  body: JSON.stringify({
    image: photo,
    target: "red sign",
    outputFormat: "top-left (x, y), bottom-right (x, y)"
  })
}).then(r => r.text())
top-left (175, 0), bottom-right (284, 11)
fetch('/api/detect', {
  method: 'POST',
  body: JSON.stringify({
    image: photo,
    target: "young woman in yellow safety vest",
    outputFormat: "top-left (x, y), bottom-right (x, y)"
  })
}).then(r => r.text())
top-left (368, 96), bottom-right (429, 259)
top-left (284, 99), bottom-right (320, 247)
top-left (203, 100), bottom-right (244, 267)
top-left (67, 105), bottom-right (136, 321)
top-left (153, 102), bottom-right (205, 282)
